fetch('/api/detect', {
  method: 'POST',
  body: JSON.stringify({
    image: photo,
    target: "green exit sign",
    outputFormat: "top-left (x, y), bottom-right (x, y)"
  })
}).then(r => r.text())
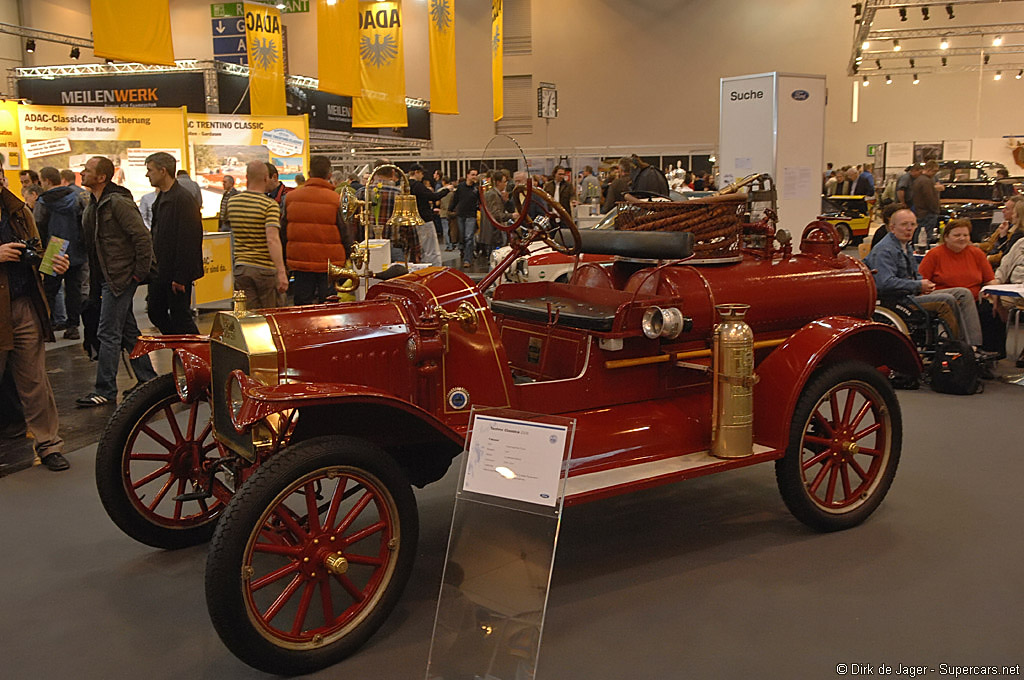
top-left (211, 1), bottom-right (308, 17)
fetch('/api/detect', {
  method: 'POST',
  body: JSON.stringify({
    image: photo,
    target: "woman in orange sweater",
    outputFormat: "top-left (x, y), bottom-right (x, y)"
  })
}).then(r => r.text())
top-left (920, 218), bottom-right (1002, 354)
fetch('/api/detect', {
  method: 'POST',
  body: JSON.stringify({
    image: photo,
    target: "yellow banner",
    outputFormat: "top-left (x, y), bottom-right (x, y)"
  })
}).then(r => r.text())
top-left (492, 0), bottom-right (503, 122)
top-left (353, 1), bottom-right (407, 128)
top-left (428, 0), bottom-right (458, 115)
top-left (244, 3), bottom-right (286, 116)
top-left (318, 0), bottom-right (360, 97)
top-left (0, 101), bottom-right (24, 188)
top-left (90, 0), bottom-right (175, 66)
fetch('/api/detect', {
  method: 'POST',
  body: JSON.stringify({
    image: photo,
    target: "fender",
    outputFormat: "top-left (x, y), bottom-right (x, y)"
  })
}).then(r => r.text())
top-left (753, 316), bottom-right (921, 450)
top-left (236, 380), bottom-right (463, 446)
top-left (131, 334), bottom-right (210, 362)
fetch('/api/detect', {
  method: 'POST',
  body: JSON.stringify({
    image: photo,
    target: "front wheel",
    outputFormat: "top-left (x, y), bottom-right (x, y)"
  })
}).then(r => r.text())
top-left (95, 373), bottom-right (233, 549)
top-left (834, 222), bottom-right (853, 249)
top-left (205, 436), bottom-right (418, 675)
top-left (775, 361), bottom-right (901, 532)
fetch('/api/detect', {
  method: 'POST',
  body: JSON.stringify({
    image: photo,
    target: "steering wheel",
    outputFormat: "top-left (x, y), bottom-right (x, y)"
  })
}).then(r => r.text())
top-left (478, 175), bottom-right (532, 233)
top-left (509, 184), bottom-right (582, 256)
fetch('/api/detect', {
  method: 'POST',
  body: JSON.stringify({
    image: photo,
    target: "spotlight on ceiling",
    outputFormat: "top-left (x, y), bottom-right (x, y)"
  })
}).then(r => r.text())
top-left (893, 39), bottom-right (901, 52)
top-left (862, 76), bottom-right (870, 87)
top-left (913, 74), bottom-right (920, 85)
top-left (1017, 70), bottom-right (1023, 80)
top-left (945, 4), bottom-right (954, 19)
top-left (992, 35), bottom-right (1003, 47)
top-left (899, 7), bottom-right (907, 21)
top-left (885, 74), bottom-right (893, 85)
top-left (25, 39), bottom-right (35, 53)
top-left (875, 59), bottom-right (882, 69)
top-left (941, 56), bottom-right (948, 66)
top-left (862, 41), bottom-right (870, 50)
top-left (940, 37), bottom-right (950, 50)
top-left (852, 2), bottom-right (862, 18)
top-left (105, 58), bottom-right (113, 64)
top-left (984, 53), bottom-right (990, 65)
top-left (922, 6), bottom-right (930, 20)
top-left (995, 71), bottom-right (1002, 81)
top-left (910, 58), bottom-right (916, 68)
top-left (69, 46), bottom-right (80, 60)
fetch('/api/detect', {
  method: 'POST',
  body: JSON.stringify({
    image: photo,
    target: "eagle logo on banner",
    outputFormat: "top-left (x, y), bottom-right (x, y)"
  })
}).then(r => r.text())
top-left (361, 33), bottom-right (398, 68)
top-left (250, 37), bottom-right (279, 69)
top-left (430, 0), bottom-right (452, 32)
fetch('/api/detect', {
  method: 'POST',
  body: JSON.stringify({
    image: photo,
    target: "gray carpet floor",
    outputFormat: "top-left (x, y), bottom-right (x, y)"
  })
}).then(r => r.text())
top-left (1, 376), bottom-right (1022, 679)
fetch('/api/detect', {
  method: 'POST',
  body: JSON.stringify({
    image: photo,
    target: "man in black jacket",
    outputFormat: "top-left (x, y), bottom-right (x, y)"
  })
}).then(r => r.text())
top-left (408, 164), bottom-right (450, 266)
top-left (451, 169), bottom-right (480, 268)
top-left (144, 152), bottom-right (204, 334)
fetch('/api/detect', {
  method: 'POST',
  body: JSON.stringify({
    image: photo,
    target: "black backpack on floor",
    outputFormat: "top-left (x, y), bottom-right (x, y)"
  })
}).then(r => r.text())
top-left (929, 340), bottom-right (983, 395)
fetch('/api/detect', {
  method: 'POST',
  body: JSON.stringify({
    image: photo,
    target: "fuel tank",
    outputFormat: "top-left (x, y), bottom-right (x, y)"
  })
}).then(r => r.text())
top-left (623, 252), bottom-right (876, 338)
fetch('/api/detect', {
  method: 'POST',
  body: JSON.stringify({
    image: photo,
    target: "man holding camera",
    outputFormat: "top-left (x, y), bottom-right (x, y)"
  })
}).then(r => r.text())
top-left (0, 166), bottom-right (71, 471)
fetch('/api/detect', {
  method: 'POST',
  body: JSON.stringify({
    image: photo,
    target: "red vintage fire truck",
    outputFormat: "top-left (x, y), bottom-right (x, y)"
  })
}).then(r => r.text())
top-left (95, 173), bottom-right (919, 675)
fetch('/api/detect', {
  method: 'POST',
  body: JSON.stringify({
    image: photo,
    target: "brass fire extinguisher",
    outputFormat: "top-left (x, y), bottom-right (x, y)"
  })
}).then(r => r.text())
top-left (712, 303), bottom-right (757, 459)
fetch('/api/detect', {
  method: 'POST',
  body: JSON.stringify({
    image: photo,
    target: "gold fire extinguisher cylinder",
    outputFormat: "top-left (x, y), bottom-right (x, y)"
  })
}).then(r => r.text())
top-left (712, 303), bottom-right (756, 459)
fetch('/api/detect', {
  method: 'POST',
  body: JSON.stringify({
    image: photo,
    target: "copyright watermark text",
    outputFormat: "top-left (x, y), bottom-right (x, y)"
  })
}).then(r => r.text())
top-left (835, 664), bottom-right (1020, 678)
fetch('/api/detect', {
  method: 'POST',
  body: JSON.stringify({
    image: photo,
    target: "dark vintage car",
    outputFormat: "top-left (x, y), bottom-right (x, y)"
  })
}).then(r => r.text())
top-left (935, 160), bottom-right (1021, 240)
top-left (95, 174), bottom-right (920, 675)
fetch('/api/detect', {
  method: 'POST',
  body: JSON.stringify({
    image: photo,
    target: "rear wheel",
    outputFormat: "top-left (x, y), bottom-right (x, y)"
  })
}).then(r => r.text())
top-left (834, 222), bottom-right (853, 249)
top-left (95, 374), bottom-right (233, 549)
top-left (205, 436), bottom-right (418, 675)
top-left (775, 362), bottom-right (901, 532)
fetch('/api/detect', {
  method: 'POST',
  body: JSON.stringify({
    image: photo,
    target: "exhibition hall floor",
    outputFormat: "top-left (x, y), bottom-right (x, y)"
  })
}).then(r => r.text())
top-left (1, 269), bottom-right (1022, 679)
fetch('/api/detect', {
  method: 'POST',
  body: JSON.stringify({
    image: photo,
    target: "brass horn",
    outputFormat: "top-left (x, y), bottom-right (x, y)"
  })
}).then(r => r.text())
top-left (327, 259), bottom-right (360, 295)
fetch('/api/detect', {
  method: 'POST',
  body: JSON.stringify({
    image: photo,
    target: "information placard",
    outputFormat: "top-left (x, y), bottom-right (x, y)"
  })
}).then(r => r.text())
top-left (462, 414), bottom-right (569, 507)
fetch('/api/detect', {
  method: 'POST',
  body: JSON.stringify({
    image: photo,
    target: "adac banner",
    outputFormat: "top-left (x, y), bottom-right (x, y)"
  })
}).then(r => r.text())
top-left (354, 0), bottom-right (407, 128)
top-left (186, 113), bottom-right (309, 189)
top-left (17, 72), bottom-right (208, 112)
top-left (0, 101), bottom-right (24, 187)
top-left (244, 3), bottom-right (286, 115)
top-left (17, 104), bottom-right (189, 201)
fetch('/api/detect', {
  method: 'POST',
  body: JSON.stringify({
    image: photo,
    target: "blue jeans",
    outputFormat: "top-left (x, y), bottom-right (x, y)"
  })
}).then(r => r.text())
top-left (95, 281), bottom-right (156, 399)
top-left (457, 216), bottom-right (477, 264)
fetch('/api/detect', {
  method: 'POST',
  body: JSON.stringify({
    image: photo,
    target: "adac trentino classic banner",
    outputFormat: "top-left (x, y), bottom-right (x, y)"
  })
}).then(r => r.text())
top-left (428, 0), bottom-right (458, 115)
top-left (244, 3), bottom-right (286, 116)
top-left (354, 1), bottom-right (407, 129)
top-left (90, 0), bottom-right (175, 66)
top-left (317, 0), bottom-right (361, 97)
top-left (492, 0), bottom-right (503, 122)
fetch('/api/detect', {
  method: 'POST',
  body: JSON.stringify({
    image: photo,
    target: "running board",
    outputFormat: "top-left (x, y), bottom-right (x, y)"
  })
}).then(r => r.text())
top-left (564, 444), bottom-right (780, 506)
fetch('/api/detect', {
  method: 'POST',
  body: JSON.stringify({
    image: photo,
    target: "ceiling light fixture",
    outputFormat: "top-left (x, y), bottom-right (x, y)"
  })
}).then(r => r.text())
top-left (899, 7), bottom-right (907, 21)
top-left (995, 71), bottom-right (1002, 80)
top-left (862, 76), bottom-right (870, 87)
top-left (910, 58), bottom-right (916, 68)
top-left (885, 74), bottom-right (893, 85)
top-left (942, 56), bottom-right (948, 66)
top-left (862, 41), bottom-right (870, 50)
top-left (993, 35), bottom-right (1003, 46)
top-left (1017, 70), bottom-right (1023, 80)
top-left (875, 59), bottom-right (882, 69)
top-left (69, 46), bottom-right (80, 60)
top-left (852, 2), bottom-right (862, 18)
top-left (893, 39), bottom-right (901, 52)
top-left (913, 74), bottom-right (920, 85)
top-left (940, 37), bottom-right (949, 50)
top-left (945, 4), bottom-right (954, 19)
top-left (984, 54), bottom-right (990, 65)
top-left (25, 39), bottom-right (35, 53)
top-left (922, 6), bottom-right (930, 20)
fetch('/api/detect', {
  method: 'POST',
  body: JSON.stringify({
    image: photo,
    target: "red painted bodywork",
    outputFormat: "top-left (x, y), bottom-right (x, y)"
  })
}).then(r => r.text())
top-left (207, 234), bottom-right (920, 503)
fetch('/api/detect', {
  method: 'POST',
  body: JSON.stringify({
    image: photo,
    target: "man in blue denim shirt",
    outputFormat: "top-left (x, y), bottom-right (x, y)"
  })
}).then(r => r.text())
top-left (865, 207), bottom-right (982, 349)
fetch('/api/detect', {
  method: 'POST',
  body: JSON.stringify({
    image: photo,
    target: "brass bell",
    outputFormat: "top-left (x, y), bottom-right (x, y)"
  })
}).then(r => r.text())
top-left (388, 193), bottom-right (424, 229)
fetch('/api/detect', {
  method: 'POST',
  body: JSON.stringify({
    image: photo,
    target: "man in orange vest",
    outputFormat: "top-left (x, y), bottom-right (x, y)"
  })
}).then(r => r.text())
top-left (282, 155), bottom-right (354, 305)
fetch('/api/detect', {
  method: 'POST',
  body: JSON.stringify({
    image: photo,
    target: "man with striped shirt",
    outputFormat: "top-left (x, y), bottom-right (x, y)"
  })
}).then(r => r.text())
top-left (226, 161), bottom-right (288, 309)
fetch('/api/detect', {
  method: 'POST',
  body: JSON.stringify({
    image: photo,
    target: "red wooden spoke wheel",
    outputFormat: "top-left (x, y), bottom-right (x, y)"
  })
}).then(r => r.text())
top-left (96, 374), bottom-right (235, 549)
top-left (206, 436), bottom-right (417, 675)
top-left (776, 361), bottom-right (901, 532)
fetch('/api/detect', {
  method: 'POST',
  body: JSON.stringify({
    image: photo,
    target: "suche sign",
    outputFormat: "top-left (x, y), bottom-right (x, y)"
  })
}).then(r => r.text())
top-left (729, 89), bottom-right (765, 101)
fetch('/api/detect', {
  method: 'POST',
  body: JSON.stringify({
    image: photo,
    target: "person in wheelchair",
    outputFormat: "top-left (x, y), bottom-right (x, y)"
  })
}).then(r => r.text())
top-left (865, 207), bottom-right (994, 361)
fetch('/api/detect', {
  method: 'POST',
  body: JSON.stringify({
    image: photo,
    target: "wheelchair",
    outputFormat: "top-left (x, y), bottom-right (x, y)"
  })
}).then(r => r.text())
top-left (872, 296), bottom-right (959, 386)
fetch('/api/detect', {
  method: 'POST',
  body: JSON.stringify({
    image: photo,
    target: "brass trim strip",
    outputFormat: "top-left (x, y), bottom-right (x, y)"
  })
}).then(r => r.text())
top-left (604, 337), bottom-right (787, 370)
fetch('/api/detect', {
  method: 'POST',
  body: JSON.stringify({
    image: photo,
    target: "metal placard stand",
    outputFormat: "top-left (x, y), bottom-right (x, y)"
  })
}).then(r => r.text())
top-left (425, 407), bottom-right (576, 680)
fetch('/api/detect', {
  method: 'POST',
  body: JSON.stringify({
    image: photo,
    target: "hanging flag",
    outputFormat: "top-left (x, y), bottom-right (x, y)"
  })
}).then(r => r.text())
top-left (354, 1), bottom-right (407, 128)
top-left (90, 0), bottom-right (175, 65)
top-left (244, 3), bottom-right (286, 116)
top-left (428, 0), bottom-right (458, 115)
top-left (491, 0), bottom-right (503, 122)
top-left (318, 0), bottom-right (360, 97)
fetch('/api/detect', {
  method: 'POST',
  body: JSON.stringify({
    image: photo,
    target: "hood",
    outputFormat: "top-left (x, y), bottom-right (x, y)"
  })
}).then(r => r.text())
top-left (39, 186), bottom-right (79, 212)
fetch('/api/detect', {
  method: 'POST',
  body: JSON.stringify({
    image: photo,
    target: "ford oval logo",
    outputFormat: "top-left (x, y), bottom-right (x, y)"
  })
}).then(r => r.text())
top-left (792, 90), bottom-right (810, 101)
